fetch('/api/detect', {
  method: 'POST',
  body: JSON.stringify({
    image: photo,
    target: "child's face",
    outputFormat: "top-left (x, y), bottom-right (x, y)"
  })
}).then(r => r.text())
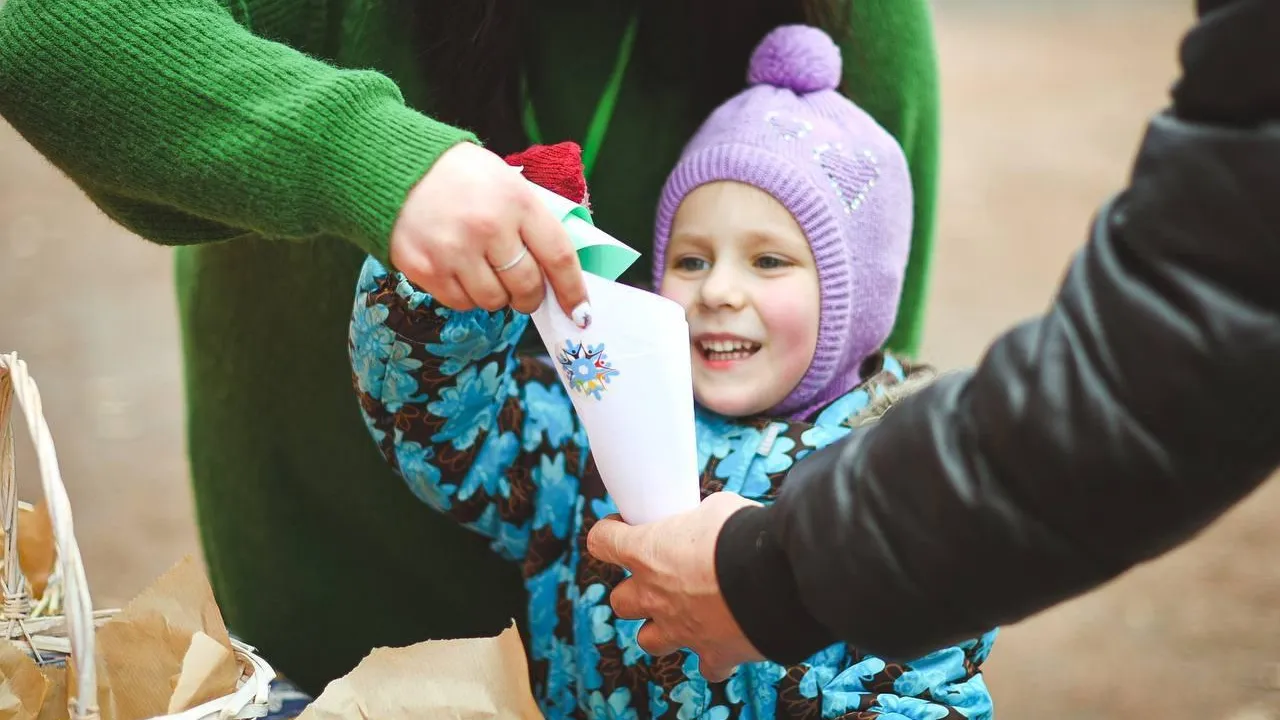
top-left (661, 181), bottom-right (820, 417)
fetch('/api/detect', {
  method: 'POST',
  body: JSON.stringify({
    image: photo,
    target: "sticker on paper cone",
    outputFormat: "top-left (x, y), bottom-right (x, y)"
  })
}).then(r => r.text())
top-left (558, 340), bottom-right (619, 400)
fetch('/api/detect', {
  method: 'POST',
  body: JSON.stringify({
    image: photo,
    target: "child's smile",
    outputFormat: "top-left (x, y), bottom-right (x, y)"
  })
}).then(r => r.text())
top-left (695, 333), bottom-right (762, 368)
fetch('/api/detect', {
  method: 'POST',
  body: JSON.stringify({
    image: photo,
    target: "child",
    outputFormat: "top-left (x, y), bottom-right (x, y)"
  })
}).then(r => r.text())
top-left (348, 25), bottom-right (996, 720)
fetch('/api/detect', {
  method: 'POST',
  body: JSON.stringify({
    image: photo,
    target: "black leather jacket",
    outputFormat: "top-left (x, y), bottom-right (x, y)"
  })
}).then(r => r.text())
top-left (715, 0), bottom-right (1280, 665)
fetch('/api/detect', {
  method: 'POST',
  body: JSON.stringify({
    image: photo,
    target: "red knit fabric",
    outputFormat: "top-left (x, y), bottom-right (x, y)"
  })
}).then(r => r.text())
top-left (504, 141), bottom-right (590, 208)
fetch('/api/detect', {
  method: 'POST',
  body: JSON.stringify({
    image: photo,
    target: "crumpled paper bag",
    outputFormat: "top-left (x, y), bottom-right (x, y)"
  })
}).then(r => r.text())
top-left (15, 503), bottom-right (54, 603)
top-left (0, 642), bottom-right (48, 720)
top-left (0, 555), bottom-right (242, 720)
top-left (298, 621), bottom-right (543, 720)
top-left (0, 501), bottom-right (56, 601)
top-left (90, 555), bottom-right (241, 720)
top-left (34, 667), bottom-right (64, 720)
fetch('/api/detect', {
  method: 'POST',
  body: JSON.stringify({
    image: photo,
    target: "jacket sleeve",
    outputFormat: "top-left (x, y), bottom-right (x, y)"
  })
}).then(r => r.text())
top-left (834, 0), bottom-right (941, 357)
top-left (349, 258), bottom-right (586, 564)
top-left (715, 0), bottom-right (1280, 664)
top-left (0, 0), bottom-right (471, 265)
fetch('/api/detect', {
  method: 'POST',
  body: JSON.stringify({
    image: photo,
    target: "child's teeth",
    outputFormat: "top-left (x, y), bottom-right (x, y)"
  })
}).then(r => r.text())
top-left (701, 340), bottom-right (757, 353)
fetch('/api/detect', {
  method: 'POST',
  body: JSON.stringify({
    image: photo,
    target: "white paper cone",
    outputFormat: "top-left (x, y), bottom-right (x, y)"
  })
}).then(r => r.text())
top-left (529, 274), bottom-right (701, 525)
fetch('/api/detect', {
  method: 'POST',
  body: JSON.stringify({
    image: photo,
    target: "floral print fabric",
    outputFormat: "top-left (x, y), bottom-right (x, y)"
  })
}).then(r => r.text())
top-left (349, 258), bottom-right (997, 719)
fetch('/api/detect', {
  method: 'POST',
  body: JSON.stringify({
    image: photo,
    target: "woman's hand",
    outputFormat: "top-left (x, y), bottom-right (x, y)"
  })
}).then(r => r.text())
top-left (390, 142), bottom-right (590, 324)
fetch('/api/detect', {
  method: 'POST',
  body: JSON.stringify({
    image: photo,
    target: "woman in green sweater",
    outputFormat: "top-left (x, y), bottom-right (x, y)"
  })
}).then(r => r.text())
top-left (0, 0), bottom-right (941, 695)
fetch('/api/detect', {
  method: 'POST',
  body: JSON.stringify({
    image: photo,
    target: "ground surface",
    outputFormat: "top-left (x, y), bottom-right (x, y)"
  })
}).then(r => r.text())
top-left (3, 3), bottom-right (1278, 717)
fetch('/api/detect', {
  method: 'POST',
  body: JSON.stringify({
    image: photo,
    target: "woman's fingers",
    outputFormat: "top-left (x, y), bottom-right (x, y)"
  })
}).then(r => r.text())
top-left (636, 620), bottom-right (681, 658)
top-left (456, 258), bottom-right (511, 313)
top-left (490, 239), bottom-right (546, 315)
top-left (517, 191), bottom-right (591, 326)
top-left (433, 276), bottom-right (474, 312)
top-left (393, 248), bottom-right (475, 310)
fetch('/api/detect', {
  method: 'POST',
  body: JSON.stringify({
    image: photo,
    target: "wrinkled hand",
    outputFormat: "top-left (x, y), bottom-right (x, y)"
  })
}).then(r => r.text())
top-left (390, 142), bottom-right (589, 322)
top-left (586, 493), bottom-right (765, 682)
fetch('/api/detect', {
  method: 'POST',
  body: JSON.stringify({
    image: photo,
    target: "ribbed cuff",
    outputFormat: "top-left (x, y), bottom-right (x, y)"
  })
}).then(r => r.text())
top-left (318, 100), bottom-right (477, 269)
top-left (715, 505), bottom-right (837, 665)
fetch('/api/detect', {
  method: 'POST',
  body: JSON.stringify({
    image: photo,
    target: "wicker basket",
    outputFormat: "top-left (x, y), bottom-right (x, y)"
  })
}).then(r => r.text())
top-left (0, 352), bottom-right (276, 720)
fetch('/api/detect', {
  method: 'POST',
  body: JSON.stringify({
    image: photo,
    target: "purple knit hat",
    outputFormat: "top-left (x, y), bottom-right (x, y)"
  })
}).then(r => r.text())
top-left (653, 25), bottom-right (913, 420)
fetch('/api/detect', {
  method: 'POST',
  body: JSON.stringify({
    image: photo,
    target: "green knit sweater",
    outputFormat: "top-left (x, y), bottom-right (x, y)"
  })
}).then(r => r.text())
top-left (0, 0), bottom-right (939, 694)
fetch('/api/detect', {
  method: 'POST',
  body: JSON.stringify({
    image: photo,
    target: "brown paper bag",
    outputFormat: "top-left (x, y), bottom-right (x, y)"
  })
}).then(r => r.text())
top-left (89, 556), bottom-right (240, 720)
top-left (15, 504), bottom-right (54, 602)
top-left (298, 622), bottom-right (543, 720)
top-left (0, 642), bottom-right (48, 720)
top-left (0, 502), bottom-right (57, 601)
top-left (165, 632), bottom-right (236, 715)
top-left (33, 667), bottom-right (64, 720)
top-left (8, 555), bottom-right (243, 720)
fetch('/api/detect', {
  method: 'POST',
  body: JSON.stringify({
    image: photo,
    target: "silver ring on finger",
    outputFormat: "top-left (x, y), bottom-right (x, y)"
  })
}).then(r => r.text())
top-left (492, 245), bottom-right (529, 273)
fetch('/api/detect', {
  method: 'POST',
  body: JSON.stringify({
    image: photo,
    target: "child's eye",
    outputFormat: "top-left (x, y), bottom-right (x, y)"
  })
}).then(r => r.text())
top-left (674, 256), bottom-right (710, 272)
top-left (755, 255), bottom-right (791, 270)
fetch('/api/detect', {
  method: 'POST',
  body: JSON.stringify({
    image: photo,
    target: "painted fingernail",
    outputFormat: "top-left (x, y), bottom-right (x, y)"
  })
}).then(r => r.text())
top-left (571, 302), bottom-right (592, 329)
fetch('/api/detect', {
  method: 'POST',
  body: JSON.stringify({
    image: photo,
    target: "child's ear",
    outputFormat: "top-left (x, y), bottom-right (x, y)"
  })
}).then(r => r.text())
top-left (503, 142), bottom-right (590, 208)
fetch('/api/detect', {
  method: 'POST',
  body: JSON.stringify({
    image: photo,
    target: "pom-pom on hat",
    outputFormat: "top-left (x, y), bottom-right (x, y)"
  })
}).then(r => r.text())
top-left (653, 25), bottom-right (915, 420)
top-left (746, 23), bottom-right (843, 93)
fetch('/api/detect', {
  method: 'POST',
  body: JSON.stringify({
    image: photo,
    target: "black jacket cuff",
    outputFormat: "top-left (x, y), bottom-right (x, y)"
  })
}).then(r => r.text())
top-left (715, 505), bottom-right (837, 664)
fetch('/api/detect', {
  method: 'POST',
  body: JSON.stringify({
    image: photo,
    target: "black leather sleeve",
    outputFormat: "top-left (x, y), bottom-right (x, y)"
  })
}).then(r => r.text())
top-left (715, 0), bottom-right (1280, 665)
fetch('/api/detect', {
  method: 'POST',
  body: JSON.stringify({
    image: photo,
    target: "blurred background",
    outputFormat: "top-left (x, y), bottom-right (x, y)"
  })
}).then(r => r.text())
top-left (3, 1), bottom-right (1278, 717)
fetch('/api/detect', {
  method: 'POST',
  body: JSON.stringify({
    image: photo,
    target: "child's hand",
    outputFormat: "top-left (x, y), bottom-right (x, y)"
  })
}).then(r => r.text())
top-left (390, 142), bottom-right (590, 323)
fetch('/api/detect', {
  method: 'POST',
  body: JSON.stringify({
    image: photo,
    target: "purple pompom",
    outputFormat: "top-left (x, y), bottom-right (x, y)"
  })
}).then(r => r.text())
top-left (747, 25), bottom-right (842, 94)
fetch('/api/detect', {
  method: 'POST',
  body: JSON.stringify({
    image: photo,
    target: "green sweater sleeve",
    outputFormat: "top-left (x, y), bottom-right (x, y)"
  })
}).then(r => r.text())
top-left (834, 0), bottom-right (942, 357)
top-left (0, 0), bottom-right (471, 264)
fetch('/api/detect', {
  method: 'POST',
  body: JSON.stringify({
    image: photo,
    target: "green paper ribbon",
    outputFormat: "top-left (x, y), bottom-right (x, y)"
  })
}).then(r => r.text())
top-left (525, 180), bottom-right (640, 281)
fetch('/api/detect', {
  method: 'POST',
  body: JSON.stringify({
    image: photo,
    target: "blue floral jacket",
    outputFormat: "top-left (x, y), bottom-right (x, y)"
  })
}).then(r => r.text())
top-left (348, 258), bottom-right (998, 720)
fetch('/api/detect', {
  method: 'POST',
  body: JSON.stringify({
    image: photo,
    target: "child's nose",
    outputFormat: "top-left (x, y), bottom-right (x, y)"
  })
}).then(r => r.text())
top-left (698, 266), bottom-right (747, 310)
